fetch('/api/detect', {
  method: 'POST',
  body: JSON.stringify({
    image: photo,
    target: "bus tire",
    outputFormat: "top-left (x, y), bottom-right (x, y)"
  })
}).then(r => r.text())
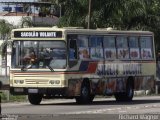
top-left (115, 78), bottom-right (134, 102)
top-left (28, 94), bottom-right (42, 105)
top-left (90, 95), bottom-right (95, 102)
top-left (75, 81), bottom-right (91, 104)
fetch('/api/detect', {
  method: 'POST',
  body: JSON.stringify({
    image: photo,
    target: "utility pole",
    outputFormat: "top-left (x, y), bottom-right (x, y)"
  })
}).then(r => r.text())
top-left (5, 40), bottom-right (7, 77)
top-left (88, 0), bottom-right (91, 29)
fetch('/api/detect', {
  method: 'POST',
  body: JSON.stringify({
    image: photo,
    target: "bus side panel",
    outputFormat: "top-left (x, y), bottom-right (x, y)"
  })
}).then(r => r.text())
top-left (90, 78), bottom-right (127, 95)
top-left (134, 76), bottom-right (155, 92)
top-left (67, 79), bottom-right (82, 96)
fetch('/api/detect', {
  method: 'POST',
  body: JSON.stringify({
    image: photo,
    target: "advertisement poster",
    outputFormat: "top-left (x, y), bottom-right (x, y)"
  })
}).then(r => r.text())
top-left (104, 48), bottom-right (116, 59)
top-left (78, 47), bottom-right (90, 59)
top-left (90, 48), bottom-right (103, 59)
top-left (141, 48), bottom-right (152, 59)
top-left (117, 48), bottom-right (129, 59)
top-left (130, 48), bottom-right (140, 59)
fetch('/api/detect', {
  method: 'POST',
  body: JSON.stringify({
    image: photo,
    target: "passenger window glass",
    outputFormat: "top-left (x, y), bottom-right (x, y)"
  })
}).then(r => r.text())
top-left (129, 37), bottom-right (138, 48)
top-left (140, 37), bottom-right (153, 59)
top-left (140, 37), bottom-right (152, 48)
top-left (77, 35), bottom-right (88, 47)
top-left (103, 36), bottom-right (116, 59)
top-left (117, 36), bottom-right (129, 59)
top-left (89, 36), bottom-right (103, 47)
top-left (77, 35), bottom-right (90, 59)
top-left (89, 36), bottom-right (103, 59)
top-left (129, 37), bottom-right (140, 59)
top-left (117, 36), bottom-right (128, 48)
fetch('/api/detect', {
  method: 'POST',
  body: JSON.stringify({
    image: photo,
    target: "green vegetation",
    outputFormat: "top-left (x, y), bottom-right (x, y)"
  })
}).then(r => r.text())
top-left (0, 91), bottom-right (27, 102)
top-left (50, 0), bottom-right (160, 51)
top-left (2, 0), bottom-right (160, 50)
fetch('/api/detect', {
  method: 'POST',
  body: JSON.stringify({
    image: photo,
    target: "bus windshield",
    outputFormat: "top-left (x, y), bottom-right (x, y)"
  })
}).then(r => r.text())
top-left (12, 41), bottom-right (67, 70)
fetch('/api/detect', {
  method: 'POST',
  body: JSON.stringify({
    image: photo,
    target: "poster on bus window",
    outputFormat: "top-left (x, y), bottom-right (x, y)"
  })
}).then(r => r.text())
top-left (117, 48), bottom-right (129, 59)
top-left (104, 48), bottom-right (116, 59)
top-left (78, 47), bottom-right (90, 59)
top-left (130, 48), bottom-right (140, 59)
top-left (90, 48), bottom-right (103, 59)
top-left (141, 48), bottom-right (152, 59)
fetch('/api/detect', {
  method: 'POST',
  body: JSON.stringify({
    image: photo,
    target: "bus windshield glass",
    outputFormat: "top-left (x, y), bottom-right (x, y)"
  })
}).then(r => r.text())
top-left (12, 41), bottom-right (67, 70)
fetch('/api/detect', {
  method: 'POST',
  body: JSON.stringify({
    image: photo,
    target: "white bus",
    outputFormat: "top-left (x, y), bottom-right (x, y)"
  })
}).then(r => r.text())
top-left (10, 27), bottom-right (156, 104)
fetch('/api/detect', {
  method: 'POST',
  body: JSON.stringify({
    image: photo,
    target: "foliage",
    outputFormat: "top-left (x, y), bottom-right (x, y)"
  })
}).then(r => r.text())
top-left (0, 92), bottom-right (26, 102)
top-left (1, 0), bottom-right (160, 50)
top-left (57, 0), bottom-right (88, 27)
top-left (20, 17), bottom-right (33, 28)
top-left (0, 19), bottom-right (13, 56)
top-left (0, 19), bottom-right (13, 40)
top-left (52, 0), bottom-right (160, 51)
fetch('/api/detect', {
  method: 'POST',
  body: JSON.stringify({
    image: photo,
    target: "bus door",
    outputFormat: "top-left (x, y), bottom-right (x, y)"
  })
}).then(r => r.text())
top-left (67, 35), bottom-right (78, 69)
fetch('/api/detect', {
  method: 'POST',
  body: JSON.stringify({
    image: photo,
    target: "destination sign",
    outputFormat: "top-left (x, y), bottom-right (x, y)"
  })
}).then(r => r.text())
top-left (14, 31), bottom-right (62, 38)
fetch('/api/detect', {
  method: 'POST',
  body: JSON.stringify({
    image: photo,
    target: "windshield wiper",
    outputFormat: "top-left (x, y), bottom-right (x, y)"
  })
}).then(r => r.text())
top-left (47, 65), bottom-right (54, 72)
top-left (44, 57), bottom-right (55, 72)
top-left (21, 64), bottom-right (32, 71)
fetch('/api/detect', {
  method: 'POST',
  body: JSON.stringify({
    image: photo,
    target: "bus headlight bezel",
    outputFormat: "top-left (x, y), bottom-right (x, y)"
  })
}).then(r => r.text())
top-left (49, 80), bottom-right (55, 84)
top-left (14, 80), bottom-right (24, 84)
top-left (49, 80), bottom-right (60, 85)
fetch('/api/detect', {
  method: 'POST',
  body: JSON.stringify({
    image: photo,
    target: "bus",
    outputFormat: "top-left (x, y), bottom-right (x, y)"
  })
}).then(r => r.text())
top-left (9, 27), bottom-right (156, 105)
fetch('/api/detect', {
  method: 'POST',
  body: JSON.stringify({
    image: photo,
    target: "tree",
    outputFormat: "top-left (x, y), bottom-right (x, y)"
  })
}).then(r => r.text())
top-left (55, 0), bottom-right (147, 29)
top-left (0, 19), bottom-right (13, 40)
top-left (42, 0), bottom-right (160, 51)
top-left (20, 17), bottom-right (33, 28)
top-left (0, 19), bottom-right (13, 56)
top-left (0, 19), bottom-right (13, 77)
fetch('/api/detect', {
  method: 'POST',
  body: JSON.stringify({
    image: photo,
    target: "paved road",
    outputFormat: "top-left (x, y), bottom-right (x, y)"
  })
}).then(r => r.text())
top-left (1, 96), bottom-right (160, 120)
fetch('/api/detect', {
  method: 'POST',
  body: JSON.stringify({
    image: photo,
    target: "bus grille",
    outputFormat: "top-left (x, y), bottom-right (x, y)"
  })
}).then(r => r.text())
top-left (25, 79), bottom-right (49, 84)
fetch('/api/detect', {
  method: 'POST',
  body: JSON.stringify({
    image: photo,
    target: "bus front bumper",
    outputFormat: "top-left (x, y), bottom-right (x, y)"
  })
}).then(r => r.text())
top-left (10, 87), bottom-right (68, 96)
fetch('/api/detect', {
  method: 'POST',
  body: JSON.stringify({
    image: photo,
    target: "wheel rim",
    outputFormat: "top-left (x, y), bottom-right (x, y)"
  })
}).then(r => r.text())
top-left (82, 86), bottom-right (89, 98)
top-left (128, 87), bottom-right (133, 97)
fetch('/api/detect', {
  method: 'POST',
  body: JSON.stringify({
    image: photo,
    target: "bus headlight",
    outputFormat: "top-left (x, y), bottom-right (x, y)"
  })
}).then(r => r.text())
top-left (14, 80), bottom-right (24, 84)
top-left (55, 80), bottom-right (60, 84)
top-left (49, 80), bottom-right (60, 85)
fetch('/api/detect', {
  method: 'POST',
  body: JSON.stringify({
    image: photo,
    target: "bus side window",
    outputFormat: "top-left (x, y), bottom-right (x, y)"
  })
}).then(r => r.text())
top-left (89, 36), bottom-right (104, 59)
top-left (69, 39), bottom-right (77, 60)
top-left (140, 36), bottom-right (153, 59)
top-left (129, 36), bottom-right (140, 59)
top-left (116, 36), bottom-right (129, 59)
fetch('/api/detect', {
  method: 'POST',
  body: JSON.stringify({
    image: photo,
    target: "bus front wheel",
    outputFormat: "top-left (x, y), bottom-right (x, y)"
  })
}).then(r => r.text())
top-left (28, 94), bottom-right (43, 105)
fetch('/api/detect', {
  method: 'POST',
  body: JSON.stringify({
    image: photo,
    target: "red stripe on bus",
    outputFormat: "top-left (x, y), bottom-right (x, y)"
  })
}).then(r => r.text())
top-left (11, 71), bottom-right (95, 75)
top-left (87, 62), bottom-right (98, 73)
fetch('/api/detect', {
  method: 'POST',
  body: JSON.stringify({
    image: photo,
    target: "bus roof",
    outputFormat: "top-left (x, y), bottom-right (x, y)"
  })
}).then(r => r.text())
top-left (11, 27), bottom-right (153, 36)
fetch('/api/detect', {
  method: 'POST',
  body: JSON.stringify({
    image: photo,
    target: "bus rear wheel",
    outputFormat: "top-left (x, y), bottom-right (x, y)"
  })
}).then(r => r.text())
top-left (75, 81), bottom-right (93, 104)
top-left (28, 94), bottom-right (43, 105)
top-left (115, 79), bottom-right (134, 102)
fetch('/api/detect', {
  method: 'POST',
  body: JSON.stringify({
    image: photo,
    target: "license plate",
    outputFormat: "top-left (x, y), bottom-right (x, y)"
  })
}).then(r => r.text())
top-left (28, 89), bottom-right (38, 93)
top-left (14, 88), bottom-right (24, 92)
